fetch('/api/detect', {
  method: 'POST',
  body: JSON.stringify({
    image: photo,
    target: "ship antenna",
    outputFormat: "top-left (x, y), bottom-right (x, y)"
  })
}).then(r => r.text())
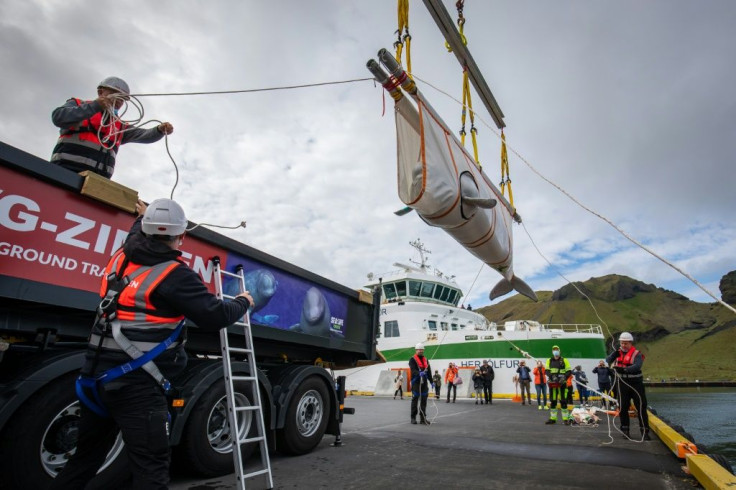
top-left (409, 238), bottom-right (431, 272)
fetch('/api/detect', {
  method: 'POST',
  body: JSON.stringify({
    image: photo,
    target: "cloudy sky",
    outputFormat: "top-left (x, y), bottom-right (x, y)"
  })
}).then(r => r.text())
top-left (2, 0), bottom-right (734, 309)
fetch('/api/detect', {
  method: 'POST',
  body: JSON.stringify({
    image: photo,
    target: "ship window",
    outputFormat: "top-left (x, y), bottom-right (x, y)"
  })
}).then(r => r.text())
top-left (448, 289), bottom-right (458, 304)
top-left (440, 287), bottom-right (451, 302)
top-left (383, 284), bottom-right (398, 301)
top-left (420, 282), bottom-right (434, 298)
top-left (433, 285), bottom-right (444, 300)
top-left (451, 323), bottom-right (458, 331)
top-left (409, 280), bottom-right (422, 297)
top-left (440, 322), bottom-right (448, 331)
top-left (460, 324), bottom-right (466, 330)
top-left (384, 320), bottom-right (400, 338)
top-left (395, 280), bottom-right (407, 296)
top-left (427, 320), bottom-right (437, 331)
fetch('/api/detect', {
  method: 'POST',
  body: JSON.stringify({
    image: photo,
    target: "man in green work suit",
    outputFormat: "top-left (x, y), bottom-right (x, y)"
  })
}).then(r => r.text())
top-left (545, 345), bottom-right (572, 425)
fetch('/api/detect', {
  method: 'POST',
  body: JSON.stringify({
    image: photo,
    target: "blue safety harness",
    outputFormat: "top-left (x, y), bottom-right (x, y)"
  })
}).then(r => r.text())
top-left (76, 254), bottom-right (184, 417)
top-left (75, 321), bottom-right (184, 417)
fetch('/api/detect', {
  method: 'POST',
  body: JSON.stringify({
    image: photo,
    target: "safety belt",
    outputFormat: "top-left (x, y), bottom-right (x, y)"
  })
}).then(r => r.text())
top-left (76, 320), bottom-right (184, 417)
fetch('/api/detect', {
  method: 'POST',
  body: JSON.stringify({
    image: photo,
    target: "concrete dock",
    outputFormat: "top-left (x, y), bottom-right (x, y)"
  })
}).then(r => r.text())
top-left (170, 396), bottom-right (696, 489)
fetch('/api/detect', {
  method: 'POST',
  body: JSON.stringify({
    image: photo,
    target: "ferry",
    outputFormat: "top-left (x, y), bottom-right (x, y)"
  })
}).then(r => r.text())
top-left (340, 240), bottom-right (607, 397)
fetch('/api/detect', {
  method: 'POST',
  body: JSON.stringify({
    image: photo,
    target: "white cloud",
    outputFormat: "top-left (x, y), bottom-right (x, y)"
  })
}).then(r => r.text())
top-left (1, 0), bottom-right (734, 312)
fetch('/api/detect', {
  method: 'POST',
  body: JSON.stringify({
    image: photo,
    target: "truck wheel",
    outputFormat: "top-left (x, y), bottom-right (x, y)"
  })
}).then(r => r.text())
top-left (276, 377), bottom-right (329, 455)
top-left (176, 381), bottom-right (256, 476)
top-left (0, 373), bottom-right (127, 489)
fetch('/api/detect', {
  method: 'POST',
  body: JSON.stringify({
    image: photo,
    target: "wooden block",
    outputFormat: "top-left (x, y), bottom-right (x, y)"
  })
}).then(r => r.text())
top-left (79, 171), bottom-right (138, 213)
top-left (357, 289), bottom-right (374, 304)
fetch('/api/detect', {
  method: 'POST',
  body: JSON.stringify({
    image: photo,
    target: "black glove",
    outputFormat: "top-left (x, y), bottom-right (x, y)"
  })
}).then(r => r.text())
top-left (614, 366), bottom-right (625, 374)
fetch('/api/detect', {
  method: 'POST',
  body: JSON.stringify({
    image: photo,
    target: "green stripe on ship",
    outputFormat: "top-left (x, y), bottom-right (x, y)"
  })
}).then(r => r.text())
top-left (380, 338), bottom-right (607, 363)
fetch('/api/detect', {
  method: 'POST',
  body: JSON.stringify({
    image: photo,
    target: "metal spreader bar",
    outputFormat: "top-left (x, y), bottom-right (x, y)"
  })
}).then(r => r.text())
top-left (212, 258), bottom-right (273, 490)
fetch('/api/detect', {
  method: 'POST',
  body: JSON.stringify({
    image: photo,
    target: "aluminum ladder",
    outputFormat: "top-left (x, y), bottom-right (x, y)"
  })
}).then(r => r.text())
top-left (212, 258), bottom-right (273, 489)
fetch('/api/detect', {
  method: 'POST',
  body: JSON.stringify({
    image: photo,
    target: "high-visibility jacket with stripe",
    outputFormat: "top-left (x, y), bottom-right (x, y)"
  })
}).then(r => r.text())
top-left (51, 98), bottom-right (126, 178)
top-left (546, 356), bottom-right (571, 388)
top-left (90, 249), bottom-right (184, 353)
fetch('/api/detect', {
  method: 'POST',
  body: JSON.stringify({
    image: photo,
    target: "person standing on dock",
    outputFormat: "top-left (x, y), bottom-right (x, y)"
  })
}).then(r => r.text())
top-left (593, 360), bottom-right (613, 409)
top-left (607, 332), bottom-right (651, 440)
top-left (480, 360), bottom-right (494, 405)
top-left (516, 361), bottom-right (532, 405)
top-left (445, 362), bottom-right (459, 403)
top-left (545, 345), bottom-right (572, 425)
top-left (432, 370), bottom-right (442, 399)
top-left (394, 371), bottom-right (404, 400)
top-left (409, 343), bottom-right (433, 425)
top-left (533, 360), bottom-right (548, 410)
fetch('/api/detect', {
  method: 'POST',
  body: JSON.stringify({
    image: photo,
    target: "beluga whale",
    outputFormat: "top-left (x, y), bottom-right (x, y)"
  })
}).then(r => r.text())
top-left (367, 49), bottom-right (537, 302)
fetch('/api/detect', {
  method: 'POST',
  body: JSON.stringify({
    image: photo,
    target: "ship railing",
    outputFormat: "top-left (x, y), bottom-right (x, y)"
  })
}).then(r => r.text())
top-left (543, 324), bottom-right (602, 335)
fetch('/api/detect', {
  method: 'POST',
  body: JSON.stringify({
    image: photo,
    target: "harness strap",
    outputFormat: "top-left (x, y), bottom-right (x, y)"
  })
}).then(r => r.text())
top-left (76, 320), bottom-right (185, 417)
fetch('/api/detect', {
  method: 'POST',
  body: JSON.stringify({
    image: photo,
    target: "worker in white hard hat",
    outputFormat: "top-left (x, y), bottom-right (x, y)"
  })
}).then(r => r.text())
top-left (606, 332), bottom-right (651, 440)
top-left (51, 76), bottom-right (174, 178)
top-left (51, 199), bottom-right (253, 489)
top-left (409, 342), bottom-right (433, 425)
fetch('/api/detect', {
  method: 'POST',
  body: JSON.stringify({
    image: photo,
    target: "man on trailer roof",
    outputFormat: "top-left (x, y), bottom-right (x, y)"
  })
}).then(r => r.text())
top-left (51, 76), bottom-right (174, 178)
top-left (51, 198), bottom-right (253, 490)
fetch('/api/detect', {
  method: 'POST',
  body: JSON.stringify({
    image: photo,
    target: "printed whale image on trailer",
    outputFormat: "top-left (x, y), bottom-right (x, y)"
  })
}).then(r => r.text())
top-left (367, 49), bottom-right (536, 302)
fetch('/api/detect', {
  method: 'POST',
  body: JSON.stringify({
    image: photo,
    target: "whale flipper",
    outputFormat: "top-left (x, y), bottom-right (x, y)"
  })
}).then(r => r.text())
top-left (490, 275), bottom-right (538, 302)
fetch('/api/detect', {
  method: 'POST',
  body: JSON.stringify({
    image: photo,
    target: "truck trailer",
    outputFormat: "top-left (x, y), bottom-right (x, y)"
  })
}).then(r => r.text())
top-left (0, 141), bottom-right (380, 489)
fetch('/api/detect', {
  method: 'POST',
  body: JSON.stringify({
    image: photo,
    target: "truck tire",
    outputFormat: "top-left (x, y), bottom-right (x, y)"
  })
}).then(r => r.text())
top-left (175, 380), bottom-right (257, 476)
top-left (0, 373), bottom-right (127, 490)
top-left (276, 377), bottom-right (329, 455)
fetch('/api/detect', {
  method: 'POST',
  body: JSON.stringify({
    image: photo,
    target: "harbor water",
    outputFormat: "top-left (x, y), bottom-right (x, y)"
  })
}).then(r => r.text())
top-left (647, 387), bottom-right (736, 469)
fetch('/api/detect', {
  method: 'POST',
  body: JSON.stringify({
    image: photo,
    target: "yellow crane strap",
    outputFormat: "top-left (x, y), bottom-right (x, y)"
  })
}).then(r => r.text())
top-left (500, 130), bottom-right (514, 206)
top-left (395, 0), bottom-right (413, 78)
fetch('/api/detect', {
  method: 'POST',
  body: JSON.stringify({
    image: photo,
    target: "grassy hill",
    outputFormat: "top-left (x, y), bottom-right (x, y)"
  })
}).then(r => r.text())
top-left (476, 274), bottom-right (736, 381)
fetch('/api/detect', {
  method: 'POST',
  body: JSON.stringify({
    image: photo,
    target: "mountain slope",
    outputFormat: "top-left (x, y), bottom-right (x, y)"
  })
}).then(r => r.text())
top-left (476, 274), bottom-right (736, 381)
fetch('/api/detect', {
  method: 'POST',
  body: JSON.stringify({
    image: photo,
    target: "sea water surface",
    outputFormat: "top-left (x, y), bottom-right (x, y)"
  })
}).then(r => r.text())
top-left (647, 387), bottom-right (736, 469)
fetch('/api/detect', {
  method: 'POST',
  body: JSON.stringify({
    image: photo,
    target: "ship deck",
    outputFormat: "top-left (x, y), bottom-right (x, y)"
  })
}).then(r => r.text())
top-left (170, 396), bottom-right (698, 489)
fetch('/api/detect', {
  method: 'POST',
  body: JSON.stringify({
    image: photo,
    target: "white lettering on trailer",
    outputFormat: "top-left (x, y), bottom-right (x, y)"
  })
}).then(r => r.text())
top-left (55, 213), bottom-right (94, 250)
top-left (0, 193), bottom-right (39, 232)
top-left (40, 222), bottom-right (58, 232)
top-left (93, 224), bottom-right (111, 253)
top-left (0, 242), bottom-right (78, 271)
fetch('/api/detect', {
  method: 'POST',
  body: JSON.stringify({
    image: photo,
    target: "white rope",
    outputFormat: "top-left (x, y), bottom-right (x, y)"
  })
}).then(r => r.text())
top-left (409, 73), bottom-right (736, 317)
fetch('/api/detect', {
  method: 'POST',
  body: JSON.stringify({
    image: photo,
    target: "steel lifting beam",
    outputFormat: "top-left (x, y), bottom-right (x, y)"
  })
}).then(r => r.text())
top-left (422, 0), bottom-right (506, 129)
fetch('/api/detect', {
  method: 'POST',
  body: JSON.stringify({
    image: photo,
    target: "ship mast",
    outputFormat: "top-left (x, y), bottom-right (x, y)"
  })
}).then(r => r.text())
top-left (409, 238), bottom-right (431, 272)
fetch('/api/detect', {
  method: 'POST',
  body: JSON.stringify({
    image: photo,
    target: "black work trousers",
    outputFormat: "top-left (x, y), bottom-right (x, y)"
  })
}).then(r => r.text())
top-left (618, 378), bottom-right (649, 431)
top-left (50, 380), bottom-right (170, 490)
top-left (483, 383), bottom-right (493, 403)
top-left (411, 389), bottom-right (429, 420)
top-left (446, 382), bottom-right (457, 402)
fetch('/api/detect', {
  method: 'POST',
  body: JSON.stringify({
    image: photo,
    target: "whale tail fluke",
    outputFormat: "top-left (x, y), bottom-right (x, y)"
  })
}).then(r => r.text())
top-left (490, 275), bottom-right (538, 302)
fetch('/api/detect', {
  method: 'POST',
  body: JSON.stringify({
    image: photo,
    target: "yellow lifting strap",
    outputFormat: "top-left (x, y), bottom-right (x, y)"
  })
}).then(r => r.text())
top-left (394, 0), bottom-right (412, 78)
top-left (450, 0), bottom-right (480, 169)
top-left (500, 130), bottom-right (514, 207)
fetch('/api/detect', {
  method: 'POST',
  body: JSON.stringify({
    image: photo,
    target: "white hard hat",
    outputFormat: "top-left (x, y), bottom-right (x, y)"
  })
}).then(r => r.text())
top-left (415, 343), bottom-right (425, 350)
top-left (142, 199), bottom-right (187, 236)
top-left (619, 331), bottom-right (634, 342)
top-left (98, 76), bottom-right (130, 96)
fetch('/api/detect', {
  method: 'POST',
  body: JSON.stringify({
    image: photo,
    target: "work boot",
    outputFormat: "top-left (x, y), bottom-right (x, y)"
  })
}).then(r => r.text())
top-left (563, 419), bottom-right (571, 426)
top-left (538, 405), bottom-right (542, 410)
top-left (420, 417), bottom-right (430, 425)
top-left (621, 427), bottom-right (630, 439)
top-left (642, 429), bottom-right (651, 441)
top-left (545, 419), bottom-right (556, 425)
top-left (411, 419), bottom-right (418, 425)
top-left (475, 400), bottom-right (478, 405)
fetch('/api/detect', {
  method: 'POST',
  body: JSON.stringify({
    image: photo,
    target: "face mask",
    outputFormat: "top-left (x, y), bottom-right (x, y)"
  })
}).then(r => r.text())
top-left (552, 350), bottom-right (560, 357)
